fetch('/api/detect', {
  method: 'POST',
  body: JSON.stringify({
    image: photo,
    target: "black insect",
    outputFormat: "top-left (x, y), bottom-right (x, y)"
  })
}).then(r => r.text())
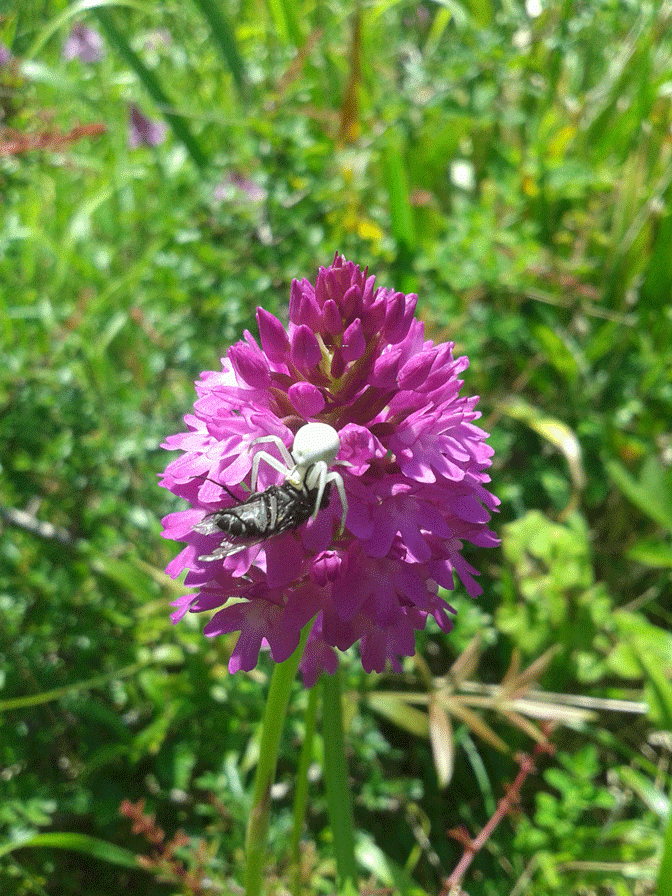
top-left (194, 478), bottom-right (332, 561)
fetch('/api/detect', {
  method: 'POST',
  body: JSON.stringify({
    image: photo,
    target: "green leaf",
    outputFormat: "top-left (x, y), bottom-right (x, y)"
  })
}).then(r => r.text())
top-left (0, 832), bottom-right (139, 868)
top-left (606, 457), bottom-right (672, 532)
top-left (356, 832), bottom-right (429, 895)
top-left (500, 399), bottom-right (586, 491)
top-left (367, 693), bottom-right (429, 737)
top-left (609, 612), bottom-right (672, 681)
top-left (617, 767), bottom-right (670, 819)
top-left (628, 640), bottom-right (672, 730)
top-left (658, 809), bottom-right (672, 896)
top-left (263, 0), bottom-right (303, 47)
top-left (626, 536), bottom-right (672, 569)
top-left (429, 700), bottom-right (454, 787)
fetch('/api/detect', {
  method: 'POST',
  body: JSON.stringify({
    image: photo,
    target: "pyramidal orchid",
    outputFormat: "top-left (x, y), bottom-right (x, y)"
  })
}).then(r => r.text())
top-left (161, 255), bottom-right (499, 685)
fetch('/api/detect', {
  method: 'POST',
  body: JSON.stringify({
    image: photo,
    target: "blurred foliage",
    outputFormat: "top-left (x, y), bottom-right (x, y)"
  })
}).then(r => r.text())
top-left (1, 0), bottom-right (671, 894)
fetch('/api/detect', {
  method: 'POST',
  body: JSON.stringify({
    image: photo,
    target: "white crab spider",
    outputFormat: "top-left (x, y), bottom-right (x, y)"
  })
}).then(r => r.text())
top-left (250, 422), bottom-right (348, 534)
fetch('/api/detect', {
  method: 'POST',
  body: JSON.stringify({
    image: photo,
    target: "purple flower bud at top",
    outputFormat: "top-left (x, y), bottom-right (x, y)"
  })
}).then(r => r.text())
top-left (340, 283), bottom-right (362, 320)
top-left (290, 280), bottom-right (322, 332)
top-left (322, 300), bottom-right (343, 335)
top-left (341, 319), bottom-right (365, 362)
top-left (228, 341), bottom-right (270, 389)
top-left (256, 308), bottom-right (290, 364)
top-left (290, 325), bottom-right (322, 371)
top-left (330, 348), bottom-right (347, 380)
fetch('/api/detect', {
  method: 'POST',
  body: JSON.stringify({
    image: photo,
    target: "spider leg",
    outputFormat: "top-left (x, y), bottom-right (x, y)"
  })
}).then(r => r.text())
top-left (250, 449), bottom-right (293, 491)
top-left (304, 461), bottom-right (328, 519)
top-left (326, 470), bottom-right (348, 534)
top-left (247, 436), bottom-right (294, 458)
top-left (249, 435), bottom-right (294, 489)
top-left (250, 434), bottom-right (295, 466)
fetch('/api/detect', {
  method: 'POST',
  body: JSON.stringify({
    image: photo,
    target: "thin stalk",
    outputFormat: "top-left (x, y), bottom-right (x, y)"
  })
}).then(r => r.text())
top-left (244, 626), bottom-right (311, 896)
top-left (290, 682), bottom-right (319, 895)
top-left (321, 668), bottom-right (358, 893)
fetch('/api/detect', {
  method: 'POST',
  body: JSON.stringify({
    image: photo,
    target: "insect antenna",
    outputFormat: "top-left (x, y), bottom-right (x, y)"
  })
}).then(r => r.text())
top-left (192, 474), bottom-right (247, 503)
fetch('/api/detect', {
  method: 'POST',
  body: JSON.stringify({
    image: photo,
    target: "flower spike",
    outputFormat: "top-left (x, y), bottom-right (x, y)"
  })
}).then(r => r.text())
top-left (161, 256), bottom-right (499, 685)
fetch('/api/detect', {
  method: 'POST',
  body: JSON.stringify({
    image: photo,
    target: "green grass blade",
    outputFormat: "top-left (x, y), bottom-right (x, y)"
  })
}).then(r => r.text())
top-left (93, 7), bottom-right (208, 169)
top-left (0, 832), bottom-right (139, 867)
top-left (190, 0), bottom-right (247, 96)
top-left (658, 810), bottom-right (672, 896)
top-left (0, 662), bottom-right (146, 712)
top-left (279, 0), bottom-right (303, 47)
top-left (263, 0), bottom-right (303, 47)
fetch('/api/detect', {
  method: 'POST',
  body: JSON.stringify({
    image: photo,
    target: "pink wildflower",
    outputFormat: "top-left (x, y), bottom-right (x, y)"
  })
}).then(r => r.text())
top-left (161, 255), bottom-right (499, 685)
top-left (127, 105), bottom-right (167, 148)
top-left (62, 23), bottom-right (105, 63)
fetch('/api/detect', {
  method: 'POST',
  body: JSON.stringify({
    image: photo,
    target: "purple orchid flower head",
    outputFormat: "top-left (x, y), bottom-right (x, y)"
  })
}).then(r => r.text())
top-left (127, 104), bottom-right (167, 148)
top-left (62, 23), bottom-right (105, 63)
top-left (214, 173), bottom-right (267, 204)
top-left (161, 255), bottom-right (499, 685)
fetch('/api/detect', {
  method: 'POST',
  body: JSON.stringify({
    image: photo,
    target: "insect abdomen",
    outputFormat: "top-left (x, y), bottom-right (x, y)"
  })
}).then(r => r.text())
top-left (195, 480), bottom-right (332, 561)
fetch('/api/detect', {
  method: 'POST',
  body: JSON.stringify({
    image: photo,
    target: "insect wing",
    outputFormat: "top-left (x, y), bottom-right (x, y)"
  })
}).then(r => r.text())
top-left (198, 535), bottom-right (266, 562)
top-left (195, 491), bottom-right (269, 560)
top-left (193, 514), bottom-right (231, 536)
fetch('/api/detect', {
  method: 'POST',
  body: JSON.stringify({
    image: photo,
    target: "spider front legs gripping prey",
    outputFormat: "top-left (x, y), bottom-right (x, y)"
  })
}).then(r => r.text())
top-left (195, 423), bottom-right (348, 561)
top-left (250, 422), bottom-right (348, 530)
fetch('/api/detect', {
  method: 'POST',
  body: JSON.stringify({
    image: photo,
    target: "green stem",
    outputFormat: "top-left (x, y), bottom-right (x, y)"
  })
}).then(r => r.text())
top-left (321, 669), bottom-right (358, 893)
top-left (244, 627), bottom-right (311, 896)
top-left (290, 683), bottom-right (319, 895)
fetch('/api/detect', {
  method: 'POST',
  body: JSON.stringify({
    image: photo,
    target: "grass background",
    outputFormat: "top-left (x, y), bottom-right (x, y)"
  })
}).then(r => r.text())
top-left (1, 1), bottom-right (671, 894)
